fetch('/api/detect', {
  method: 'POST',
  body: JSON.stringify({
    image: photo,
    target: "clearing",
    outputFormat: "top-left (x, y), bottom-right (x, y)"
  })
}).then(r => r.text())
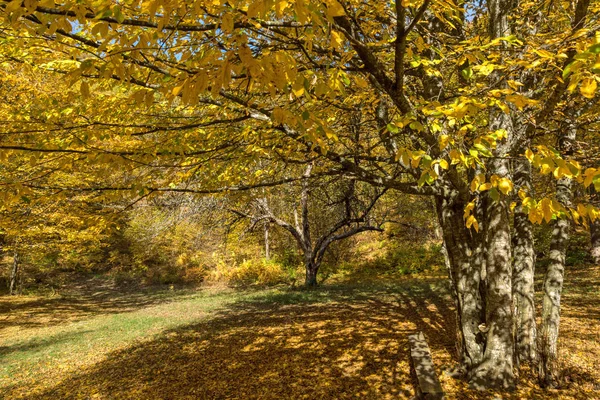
top-left (1, 268), bottom-right (599, 399)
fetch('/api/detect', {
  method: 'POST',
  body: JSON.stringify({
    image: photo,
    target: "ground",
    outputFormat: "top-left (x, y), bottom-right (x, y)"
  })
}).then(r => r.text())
top-left (1, 267), bottom-right (599, 399)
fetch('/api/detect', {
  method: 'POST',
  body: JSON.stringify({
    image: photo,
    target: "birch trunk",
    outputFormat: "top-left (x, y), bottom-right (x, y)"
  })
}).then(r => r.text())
top-left (538, 124), bottom-right (576, 387)
top-left (264, 222), bottom-right (270, 261)
top-left (468, 0), bottom-right (516, 389)
top-left (512, 158), bottom-right (537, 366)
top-left (470, 157), bottom-right (515, 390)
top-left (590, 187), bottom-right (600, 265)
top-left (435, 196), bottom-right (485, 373)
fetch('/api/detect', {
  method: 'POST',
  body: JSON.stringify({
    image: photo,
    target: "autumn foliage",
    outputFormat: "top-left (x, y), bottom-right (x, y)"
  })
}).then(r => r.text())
top-left (1, 0), bottom-right (600, 395)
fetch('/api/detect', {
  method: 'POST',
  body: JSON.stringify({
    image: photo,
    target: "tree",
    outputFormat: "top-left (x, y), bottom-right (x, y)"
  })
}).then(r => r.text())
top-left (2, 0), bottom-right (600, 390)
top-left (590, 187), bottom-right (600, 264)
top-left (233, 164), bottom-right (386, 286)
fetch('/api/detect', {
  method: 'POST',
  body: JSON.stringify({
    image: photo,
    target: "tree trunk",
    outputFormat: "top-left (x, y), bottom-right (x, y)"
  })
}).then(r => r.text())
top-left (539, 215), bottom-right (569, 387)
top-left (538, 124), bottom-right (576, 387)
top-left (470, 158), bottom-right (515, 390)
top-left (512, 158), bottom-right (537, 367)
top-left (591, 218), bottom-right (600, 265)
top-left (590, 187), bottom-right (600, 265)
top-left (468, 0), bottom-right (516, 389)
top-left (305, 256), bottom-right (319, 287)
top-left (9, 251), bottom-right (19, 295)
top-left (435, 196), bottom-right (485, 374)
top-left (264, 222), bottom-right (270, 261)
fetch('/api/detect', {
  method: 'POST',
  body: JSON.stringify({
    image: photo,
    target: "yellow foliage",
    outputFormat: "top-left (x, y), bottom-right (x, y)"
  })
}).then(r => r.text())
top-left (211, 257), bottom-right (292, 286)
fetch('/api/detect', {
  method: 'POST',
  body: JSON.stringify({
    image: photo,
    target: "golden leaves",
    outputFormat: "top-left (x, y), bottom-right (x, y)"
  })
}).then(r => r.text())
top-left (497, 177), bottom-right (513, 195)
top-left (80, 81), bottom-right (90, 98)
top-left (583, 168), bottom-right (600, 190)
top-left (325, 0), bottom-right (345, 17)
top-left (580, 77), bottom-right (598, 99)
top-left (463, 202), bottom-right (479, 231)
top-left (221, 13), bottom-right (234, 34)
top-left (275, 0), bottom-right (289, 18)
top-left (526, 146), bottom-right (583, 182)
top-left (465, 215), bottom-right (479, 232)
top-left (469, 174), bottom-right (513, 196)
top-left (330, 31), bottom-right (344, 51)
top-left (438, 134), bottom-right (450, 151)
top-left (505, 94), bottom-right (539, 110)
top-left (470, 174), bottom-right (485, 192)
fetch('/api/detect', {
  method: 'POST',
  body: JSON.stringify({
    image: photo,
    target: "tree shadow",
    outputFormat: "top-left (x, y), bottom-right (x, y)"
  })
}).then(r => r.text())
top-left (4, 275), bottom-right (598, 399)
top-left (7, 281), bottom-right (459, 400)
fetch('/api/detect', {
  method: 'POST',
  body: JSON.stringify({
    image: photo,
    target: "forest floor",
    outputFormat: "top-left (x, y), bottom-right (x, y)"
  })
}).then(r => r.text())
top-left (1, 266), bottom-right (599, 399)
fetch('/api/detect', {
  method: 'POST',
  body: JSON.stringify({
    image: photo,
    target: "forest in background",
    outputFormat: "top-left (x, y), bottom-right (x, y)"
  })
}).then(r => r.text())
top-left (1, 190), bottom-right (595, 291)
top-left (0, 189), bottom-right (445, 290)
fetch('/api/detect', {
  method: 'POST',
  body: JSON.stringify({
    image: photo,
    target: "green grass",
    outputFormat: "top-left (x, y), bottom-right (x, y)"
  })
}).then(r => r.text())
top-left (0, 287), bottom-right (275, 392)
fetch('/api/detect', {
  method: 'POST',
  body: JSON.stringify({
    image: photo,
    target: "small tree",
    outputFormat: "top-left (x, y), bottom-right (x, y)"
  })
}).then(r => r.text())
top-left (234, 164), bottom-right (386, 286)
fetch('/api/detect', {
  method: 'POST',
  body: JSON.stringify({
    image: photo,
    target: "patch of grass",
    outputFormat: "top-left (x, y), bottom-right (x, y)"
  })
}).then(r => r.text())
top-left (0, 287), bottom-right (276, 396)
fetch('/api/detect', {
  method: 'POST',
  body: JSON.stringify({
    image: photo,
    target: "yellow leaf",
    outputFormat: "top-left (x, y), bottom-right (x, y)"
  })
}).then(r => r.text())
top-left (463, 201), bottom-right (475, 219)
top-left (439, 159), bottom-right (449, 169)
top-left (470, 178), bottom-right (479, 192)
top-left (292, 75), bottom-right (305, 97)
top-left (518, 189), bottom-right (527, 200)
top-left (401, 150), bottom-right (410, 167)
top-left (466, 215), bottom-right (479, 232)
top-left (498, 178), bottom-right (514, 195)
top-left (590, 206), bottom-right (599, 222)
top-left (275, 0), bottom-right (288, 18)
top-left (449, 149), bottom-right (462, 164)
top-left (571, 209), bottom-right (580, 223)
top-left (541, 198), bottom-right (553, 223)
top-left (583, 168), bottom-right (597, 187)
top-left (411, 156), bottom-right (422, 168)
top-left (479, 182), bottom-right (492, 191)
top-left (580, 78), bottom-right (597, 99)
top-left (330, 31), bottom-right (344, 51)
top-left (529, 208), bottom-right (543, 224)
top-left (471, 173), bottom-right (485, 190)
top-left (540, 157), bottom-right (555, 175)
top-left (439, 134), bottom-right (450, 150)
top-left (172, 84), bottom-right (184, 96)
top-left (326, 0), bottom-right (345, 17)
top-left (80, 81), bottom-right (90, 98)
top-left (506, 94), bottom-right (538, 110)
top-left (577, 203), bottom-right (588, 217)
top-left (221, 13), bottom-right (234, 34)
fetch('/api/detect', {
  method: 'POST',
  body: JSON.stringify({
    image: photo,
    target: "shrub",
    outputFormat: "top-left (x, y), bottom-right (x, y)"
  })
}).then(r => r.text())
top-left (210, 256), bottom-right (292, 286)
top-left (350, 239), bottom-right (444, 277)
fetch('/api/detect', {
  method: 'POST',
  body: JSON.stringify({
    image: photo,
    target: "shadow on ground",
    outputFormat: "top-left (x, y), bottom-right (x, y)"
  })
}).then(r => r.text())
top-left (11, 281), bottom-right (456, 400)
top-left (4, 268), bottom-right (599, 400)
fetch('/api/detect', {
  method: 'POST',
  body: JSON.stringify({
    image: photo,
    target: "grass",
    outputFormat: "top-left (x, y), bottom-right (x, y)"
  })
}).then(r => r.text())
top-left (1, 286), bottom-right (263, 395)
top-left (1, 268), bottom-right (599, 399)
